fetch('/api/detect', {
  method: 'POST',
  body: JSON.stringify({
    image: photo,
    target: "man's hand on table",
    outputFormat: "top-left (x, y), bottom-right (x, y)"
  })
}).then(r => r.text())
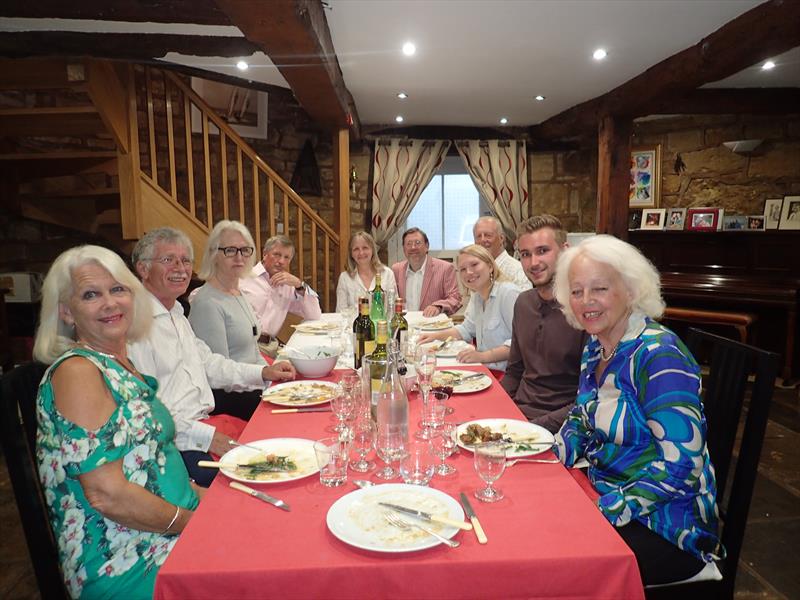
top-left (457, 347), bottom-right (485, 364)
top-left (209, 431), bottom-right (235, 458)
top-left (263, 360), bottom-right (296, 382)
top-left (270, 271), bottom-right (303, 289)
top-left (422, 304), bottom-right (442, 317)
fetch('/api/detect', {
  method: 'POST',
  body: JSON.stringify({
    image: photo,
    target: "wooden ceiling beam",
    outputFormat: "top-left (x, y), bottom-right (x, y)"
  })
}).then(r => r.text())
top-left (532, 0), bottom-right (800, 140)
top-left (647, 87), bottom-right (800, 115)
top-left (0, 31), bottom-right (261, 60)
top-left (214, 0), bottom-right (360, 135)
top-left (0, 0), bottom-right (230, 25)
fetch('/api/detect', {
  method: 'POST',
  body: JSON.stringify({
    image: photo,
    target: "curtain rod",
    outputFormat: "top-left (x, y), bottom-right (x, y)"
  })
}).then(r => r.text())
top-left (455, 140), bottom-right (512, 148)
top-left (374, 139), bottom-right (441, 147)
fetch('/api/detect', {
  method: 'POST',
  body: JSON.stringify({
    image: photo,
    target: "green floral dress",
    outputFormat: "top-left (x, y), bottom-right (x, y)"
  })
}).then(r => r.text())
top-left (36, 347), bottom-right (199, 599)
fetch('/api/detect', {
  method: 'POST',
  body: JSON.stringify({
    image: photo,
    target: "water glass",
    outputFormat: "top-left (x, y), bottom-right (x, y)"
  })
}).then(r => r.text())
top-left (314, 437), bottom-right (350, 487)
top-left (431, 422), bottom-right (458, 477)
top-left (330, 385), bottom-right (355, 433)
top-left (349, 419), bottom-right (376, 473)
top-left (375, 422), bottom-right (407, 480)
top-left (399, 439), bottom-right (436, 486)
top-left (474, 441), bottom-right (506, 502)
top-left (417, 389), bottom-right (447, 441)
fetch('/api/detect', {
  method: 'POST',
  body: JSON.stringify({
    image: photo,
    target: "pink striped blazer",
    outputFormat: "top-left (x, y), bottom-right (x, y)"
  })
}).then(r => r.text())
top-left (391, 256), bottom-right (462, 315)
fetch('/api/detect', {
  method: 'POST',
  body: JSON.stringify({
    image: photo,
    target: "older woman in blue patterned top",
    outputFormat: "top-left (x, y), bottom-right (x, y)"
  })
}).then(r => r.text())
top-left (552, 235), bottom-right (721, 586)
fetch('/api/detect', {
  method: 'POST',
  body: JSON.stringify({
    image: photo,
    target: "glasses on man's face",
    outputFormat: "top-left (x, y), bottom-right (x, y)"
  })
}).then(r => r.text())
top-left (149, 255), bottom-right (193, 268)
top-left (218, 246), bottom-right (255, 258)
top-left (404, 240), bottom-right (424, 248)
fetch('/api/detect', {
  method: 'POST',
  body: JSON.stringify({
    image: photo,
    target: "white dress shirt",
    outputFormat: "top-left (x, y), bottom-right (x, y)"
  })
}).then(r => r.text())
top-left (495, 250), bottom-right (532, 290)
top-left (335, 265), bottom-right (397, 312)
top-left (404, 256), bottom-right (428, 311)
top-left (128, 292), bottom-right (265, 453)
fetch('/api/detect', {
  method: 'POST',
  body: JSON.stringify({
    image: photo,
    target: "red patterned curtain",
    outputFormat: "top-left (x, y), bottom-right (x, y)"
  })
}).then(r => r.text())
top-left (370, 138), bottom-right (451, 246)
top-left (455, 140), bottom-right (529, 240)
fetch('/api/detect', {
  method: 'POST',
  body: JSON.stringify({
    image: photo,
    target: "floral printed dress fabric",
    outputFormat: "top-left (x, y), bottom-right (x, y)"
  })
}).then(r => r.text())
top-left (556, 314), bottom-right (722, 563)
top-left (36, 347), bottom-right (199, 599)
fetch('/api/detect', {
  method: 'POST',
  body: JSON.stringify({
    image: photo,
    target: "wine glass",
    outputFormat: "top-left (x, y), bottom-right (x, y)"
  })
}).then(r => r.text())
top-left (431, 422), bottom-right (458, 477)
top-left (473, 441), bottom-right (506, 502)
top-left (349, 419), bottom-right (375, 472)
top-left (414, 348), bottom-right (437, 438)
top-left (330, 385), bottom-right (355, 433)
top-left (417, 390), bottom-right (447, 441)
top-left (398, 439), bottom-right (436, 485)
top-left (375, 423), bottom-right (407, 480)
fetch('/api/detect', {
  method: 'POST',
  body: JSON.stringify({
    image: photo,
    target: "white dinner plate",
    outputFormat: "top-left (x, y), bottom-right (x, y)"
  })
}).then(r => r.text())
top-left (217, 438), bottom-right (319, 484)
top-left (292, 321), bottom-right (340, 335)
top-left (262, 380), bottom-right (338, 407)
top-left (435, 340), bottom-right (473, 358)
top-left (456, 418), bottom-right (556, 458)
top-left (417, 318), bottom-right (453, 331)
top-left (326, 483), bottom-right (463, 553)
top-left (432, 369), bottom-right (492, 394)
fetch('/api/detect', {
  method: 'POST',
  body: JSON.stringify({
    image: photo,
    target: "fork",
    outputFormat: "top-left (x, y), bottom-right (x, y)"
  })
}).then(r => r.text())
top-left (384, 512), bottom-right (460, 548)
top-left (505, 457), bottom-right (561, 467)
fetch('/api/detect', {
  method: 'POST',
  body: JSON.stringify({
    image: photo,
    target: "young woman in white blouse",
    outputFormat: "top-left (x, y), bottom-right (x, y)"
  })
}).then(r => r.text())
top-left (335, 230), bottom-right (397, 312)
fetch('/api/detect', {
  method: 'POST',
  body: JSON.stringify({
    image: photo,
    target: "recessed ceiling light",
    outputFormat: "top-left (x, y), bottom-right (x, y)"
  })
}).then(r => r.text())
top-left (236, 60), bottom-right (249, 71)
top-left (761, 60), bottom-right (776, 70)
top-left (593, 48), bottom-right (607, 61)
top-left (499, 117), bottom-right (509, 125)
top-left (395, 115), bottom-right (404, 123)
top-left (402, 42), bottom-right (416, 56)
top-left (397, 92), bottom-right (408, 99)
top-left (534, 95), bottom-right (546, 101)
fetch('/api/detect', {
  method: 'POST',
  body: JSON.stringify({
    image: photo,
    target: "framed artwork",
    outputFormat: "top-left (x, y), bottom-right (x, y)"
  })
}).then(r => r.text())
top-left (629, 145), bottom-right (661, 208)
top-left (665, 208), bottom-right (686, 231)
top-left (628, 210), bottom-right (642, 230)
top-left (723, 215), bottom-right (747, 231)
top-left (747, 215), bottom-right (765, 231)
top-left (763, 198), bottom-right (783, 229)
top-left (641, 208), bottom-right (666, 230)
top-left (686, 207), bottom-right (721, 232)
top-left (778, 196), bottom-right (800, 230)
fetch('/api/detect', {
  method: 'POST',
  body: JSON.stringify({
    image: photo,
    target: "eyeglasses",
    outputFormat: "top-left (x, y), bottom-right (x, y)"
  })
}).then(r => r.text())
top-left (147, 255), bottom-right (193, 267)
top-left (218, 246), bottom-right (255, 258)
top-left (404, 240), bottom-right (425, 248)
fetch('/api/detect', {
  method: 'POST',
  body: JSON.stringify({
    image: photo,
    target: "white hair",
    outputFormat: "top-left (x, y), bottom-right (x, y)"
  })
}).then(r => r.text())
top-left (553, 234), bottom-right (665, 329)
top-left (473, 215), bottom-right (505, 240)
top-left (33, 245), bottom-right (152, 364)
top-left (197, 220), bottom-right (257, 280)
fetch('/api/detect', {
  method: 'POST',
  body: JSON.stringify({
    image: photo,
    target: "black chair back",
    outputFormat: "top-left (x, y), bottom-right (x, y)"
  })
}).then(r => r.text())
top-left (0, 362), bottom-right (68, 600)
top-left (647, 328), bottom-right (779, 600)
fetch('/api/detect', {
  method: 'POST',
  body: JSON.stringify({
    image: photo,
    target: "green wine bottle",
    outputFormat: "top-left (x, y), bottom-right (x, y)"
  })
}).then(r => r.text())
top-left (368, 320), bottom-right (389, 421)
top-left (389, 297), bottom-right (408, 348)
top-left (353, 296), bottom-right (375, 369)
top-left (369, 271), bottom-right (386, 330)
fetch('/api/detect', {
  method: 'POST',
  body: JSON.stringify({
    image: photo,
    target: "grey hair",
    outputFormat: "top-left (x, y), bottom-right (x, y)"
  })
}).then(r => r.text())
top-left (262, 235), bottom-right (295, 257)
top-left (197, 220), bottom-right (257, 280)
top-left (553, 234), bottom-right (665, 329)
top-left (132, 227), bottom-right (194, 268)
top-left (33, 245), bottom-right (152, 364)
top-left (473, 216), bottom-right (506, 241)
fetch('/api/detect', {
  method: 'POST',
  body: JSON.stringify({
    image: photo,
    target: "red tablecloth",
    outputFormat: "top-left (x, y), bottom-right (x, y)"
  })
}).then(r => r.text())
top-left (155, 367), bottom-right (644, 600)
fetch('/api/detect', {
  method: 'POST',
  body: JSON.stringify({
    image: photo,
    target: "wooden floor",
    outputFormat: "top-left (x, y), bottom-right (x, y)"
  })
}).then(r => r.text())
top-left (1, 385), bottom-right (798, 599)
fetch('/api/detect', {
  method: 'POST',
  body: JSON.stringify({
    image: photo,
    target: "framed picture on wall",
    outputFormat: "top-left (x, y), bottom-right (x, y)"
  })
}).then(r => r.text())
top-left (686, 207), bottom-right (721, 232)
top-left (763, 198), bottom-right (783, 230)
top-left (629, 145), bottom-right (661, 208)
top-left (778, 196), bottom-right (800, 230)
top-left (665, 208), bottom-right (686, 231)
top-left (747, 215), bottom-right (765, 230)
top-left (628, 210), bottom-right (642, 230)
top-left (641, 208), bottom-right (666, 230)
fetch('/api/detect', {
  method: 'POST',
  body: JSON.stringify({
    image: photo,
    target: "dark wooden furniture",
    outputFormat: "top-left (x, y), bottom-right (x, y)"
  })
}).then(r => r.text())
top-left (662, 306), bottom-right (755, 344)
top-left (630, 230), bottom-right (800, 382)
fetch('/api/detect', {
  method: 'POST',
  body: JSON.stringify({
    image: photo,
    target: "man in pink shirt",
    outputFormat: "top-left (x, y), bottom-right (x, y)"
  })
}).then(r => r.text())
top-left (240, 235), bottom-right (322, 339)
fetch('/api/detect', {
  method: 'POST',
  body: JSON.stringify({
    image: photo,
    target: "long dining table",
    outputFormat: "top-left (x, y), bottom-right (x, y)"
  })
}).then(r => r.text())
top-left (154, 319), bottom-right (645, 600)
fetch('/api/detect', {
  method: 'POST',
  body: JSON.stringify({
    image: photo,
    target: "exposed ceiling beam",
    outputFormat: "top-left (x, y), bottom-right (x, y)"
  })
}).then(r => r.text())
top-left (0, 31), bottom-right (260, 60)
top-left (532, 0), bottom-right (800, 140)
top-left (0, 0), bottom-right (230, 25)
top-left (214, 0), bottom-right (360, 136)
top-left (647, 87), bottom-right (800, 115)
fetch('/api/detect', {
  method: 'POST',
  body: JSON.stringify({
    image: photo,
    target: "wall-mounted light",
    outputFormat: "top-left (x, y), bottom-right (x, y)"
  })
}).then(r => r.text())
top-left (722, 139), bottom-right (763, 154)
top-left (350, 165), bottom-right (358, 194)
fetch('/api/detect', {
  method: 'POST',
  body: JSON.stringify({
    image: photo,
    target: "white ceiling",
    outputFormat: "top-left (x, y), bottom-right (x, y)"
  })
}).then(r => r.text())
top-left (2, 0), bottom-right (798, 128)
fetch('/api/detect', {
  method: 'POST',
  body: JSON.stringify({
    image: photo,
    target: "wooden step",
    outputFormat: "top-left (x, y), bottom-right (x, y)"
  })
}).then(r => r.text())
top-left (0, 151), bottom-right (118, 180)
top-left (0, 106), bottom-right (106, 137)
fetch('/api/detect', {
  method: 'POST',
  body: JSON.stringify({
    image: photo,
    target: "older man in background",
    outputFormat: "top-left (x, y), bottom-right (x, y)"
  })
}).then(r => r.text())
top-left (240, 235), bottom-right (322, 340)
top-left (391, 227), bottom-right (462, 317)
top-left (501, 215), bottom-right (587, 433)
top-left (473, 215), bottom-right (531, 290)
top-left (128, 227), bottom-right (296, 486)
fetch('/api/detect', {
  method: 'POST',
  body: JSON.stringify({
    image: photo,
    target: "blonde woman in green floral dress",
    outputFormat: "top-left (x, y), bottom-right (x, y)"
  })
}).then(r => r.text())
top-left (33, 245), bottom-right (201, 599)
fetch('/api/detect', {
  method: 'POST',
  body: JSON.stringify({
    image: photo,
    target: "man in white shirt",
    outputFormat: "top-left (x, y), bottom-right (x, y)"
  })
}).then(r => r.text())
top-left (128, 227), bottom-right (295, 486)
top-left (240, 235), bottom-right (322, 339)
top-left (473, 216), bottom-right (531, 290)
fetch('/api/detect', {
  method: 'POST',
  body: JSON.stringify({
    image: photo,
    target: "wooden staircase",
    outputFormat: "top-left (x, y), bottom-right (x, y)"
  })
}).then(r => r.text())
top-left (0, 58), bottom-right (342, 310)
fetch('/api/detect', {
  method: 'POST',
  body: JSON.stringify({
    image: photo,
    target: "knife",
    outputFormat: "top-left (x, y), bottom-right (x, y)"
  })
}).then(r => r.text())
top-left (271, 407), bottom-right (332, 414)
top-left (459, 493), bottom-right (487, 544)
top-left (229, 481), bottom-right (291, 512)
top-left (196, 460), bottom-right (292, 471)
top-left (378, 502), bottom-right (472, 531)
top-left (452, 373), bottom-right (486, 385)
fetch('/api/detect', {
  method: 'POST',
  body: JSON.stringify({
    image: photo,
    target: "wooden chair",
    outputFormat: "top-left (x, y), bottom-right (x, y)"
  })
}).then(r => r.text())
top-left (646, 328), bottom-right (779, 600)
top-left (0, 362), bottom-right (68, 600)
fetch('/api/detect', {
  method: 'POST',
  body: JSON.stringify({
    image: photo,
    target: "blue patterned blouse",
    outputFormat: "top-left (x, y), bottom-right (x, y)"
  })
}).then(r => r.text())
top-left (555, 313), bottom-right (722, 562)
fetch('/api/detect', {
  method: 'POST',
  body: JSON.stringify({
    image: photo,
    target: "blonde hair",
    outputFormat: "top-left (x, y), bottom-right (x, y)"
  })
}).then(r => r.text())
top-left (346, 230), bottom-right (384, 276)
top-left (33, 245), bottom-right (152, 364)
top-left (553, 234), bottom-right (665, 329)
top-left (457, 244), bottom-right (508, 287)
top-left (516, 214), bottom-right (567, 246)
top-left (197, 220), bottom-right (257, 281)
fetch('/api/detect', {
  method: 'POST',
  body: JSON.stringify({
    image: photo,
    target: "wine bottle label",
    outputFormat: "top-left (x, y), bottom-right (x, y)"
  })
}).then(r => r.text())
top-left (364, 340), bottom-right (377, 355)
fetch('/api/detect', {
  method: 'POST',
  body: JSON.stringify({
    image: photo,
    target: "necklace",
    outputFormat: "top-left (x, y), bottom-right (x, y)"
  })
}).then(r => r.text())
top-left (600, 344), bottom-right (618, 362)
top-left (233, 294), bottom-right (258, 337)
top-left (77, 342), bottom-right (143, 379)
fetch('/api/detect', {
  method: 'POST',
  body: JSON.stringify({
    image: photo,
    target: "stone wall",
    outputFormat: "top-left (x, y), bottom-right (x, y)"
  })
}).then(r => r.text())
top-left (529, 148), bottom-right (597, 232)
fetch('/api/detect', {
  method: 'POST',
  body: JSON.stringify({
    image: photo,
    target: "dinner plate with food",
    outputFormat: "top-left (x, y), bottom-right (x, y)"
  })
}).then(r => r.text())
top-left (456, 419), bottom-right (556, 458)
top-left (216, 438), bottom-right (319, 484)
top-left (291, 321), bottom-right (341, 335)
top-left (416, 317), bottom-right (453, 332)
top-left (262, 380), bottom-right (338, 407)
top-left (326, 483), bottom-right (464, 553)
top-left (432, 369), bottom-right (492, 394)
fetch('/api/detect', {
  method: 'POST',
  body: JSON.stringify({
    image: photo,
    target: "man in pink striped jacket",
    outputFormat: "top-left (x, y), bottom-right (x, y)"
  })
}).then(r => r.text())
top-left (391, 227), bottom-right (462, 317)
